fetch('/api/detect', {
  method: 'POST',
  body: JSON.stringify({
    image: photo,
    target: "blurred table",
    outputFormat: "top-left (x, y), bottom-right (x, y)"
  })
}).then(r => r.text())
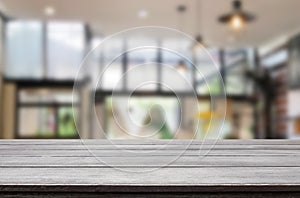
top-left (0, 140), bottom-right (300, 197)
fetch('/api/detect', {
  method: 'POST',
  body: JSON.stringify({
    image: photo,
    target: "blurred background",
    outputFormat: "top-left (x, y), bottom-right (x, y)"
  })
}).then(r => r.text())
top-left (0, 0), bottom-right (299, 139)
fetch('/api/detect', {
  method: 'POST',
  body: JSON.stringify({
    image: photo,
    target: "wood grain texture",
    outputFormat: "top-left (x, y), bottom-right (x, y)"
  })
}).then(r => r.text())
top-left (0, 140), bottom-right (299, 197)
top-left (1, 139), bottom-right (300, 144)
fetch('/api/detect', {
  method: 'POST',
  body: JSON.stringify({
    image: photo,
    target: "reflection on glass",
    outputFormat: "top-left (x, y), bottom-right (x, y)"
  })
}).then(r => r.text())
top-left (5, 21), bottom-right (43, 78)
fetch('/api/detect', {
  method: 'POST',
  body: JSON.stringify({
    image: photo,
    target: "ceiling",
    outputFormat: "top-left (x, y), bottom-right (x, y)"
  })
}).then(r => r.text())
top-left (0, 0), bottom-right (300, 47)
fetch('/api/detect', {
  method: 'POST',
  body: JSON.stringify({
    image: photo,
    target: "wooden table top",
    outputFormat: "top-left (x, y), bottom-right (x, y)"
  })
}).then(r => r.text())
top-left (1, 139), bottom-right (300, 197)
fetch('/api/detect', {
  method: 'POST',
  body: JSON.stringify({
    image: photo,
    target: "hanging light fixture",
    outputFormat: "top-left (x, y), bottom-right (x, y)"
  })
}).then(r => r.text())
top-left (176, 5), bottom-right (188, 72)
top-left (176, 60), bottom-right (187, 73)
top-left (192, 0), bottom-right (206, 49)
top-left (218, 0), bottom-right (255, 31)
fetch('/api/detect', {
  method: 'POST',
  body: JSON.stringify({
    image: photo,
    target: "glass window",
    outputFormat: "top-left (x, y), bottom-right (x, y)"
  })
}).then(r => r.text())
top-left (18, 87), bottom-right (79, 138)
top-left (161, 39), bottom-right (193, 91)
top-left (105, 97), bottom-right (180, 139)
top-left (88, 38), bottom-right (102, 87)
top-left (261, 50), bottom-right (288, 68)
top-left (195, 48), bottom-right (222, 95)
top-left (224, 48), bottom-right (253, 95)
top-left (19, 89), bottom-right (78, 103)
top-left (18, 106), bottom-right (78, 138)
top-left (127, 38), bottom-right (158, 91)
top-left (5, 21), bottom-right (43, 78)
top-left (196, 99), bottom-right (233, 139)
top-left (47, 22), bottom-right (85, 79)
top-left (58, 107), bottom-right (78, 137)
top-left (224, 100), bottom-right (254, 139)
top-left (100, 39), bottom-right (123, 90)
top-left (19, 107), bottom-right (56, 137)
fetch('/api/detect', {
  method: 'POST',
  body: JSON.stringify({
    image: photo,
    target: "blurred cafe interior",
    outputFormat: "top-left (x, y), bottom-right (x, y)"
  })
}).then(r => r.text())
top-left (0, 0), bottom-right (300, 140)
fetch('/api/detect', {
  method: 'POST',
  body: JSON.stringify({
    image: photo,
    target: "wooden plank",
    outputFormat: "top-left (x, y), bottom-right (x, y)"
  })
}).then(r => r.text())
top-left (0, 144), bottom-right (300, 150)
top-left (1, 139), bottom-right (300, 145)
top-left (1, 156), bottom-right (300, 167)
top-left (1, 140), bottom-right (300, 196)
top-left (1, 148), bottom-right (300, 156)
top-left (1, 167), bottom-right (300, 185)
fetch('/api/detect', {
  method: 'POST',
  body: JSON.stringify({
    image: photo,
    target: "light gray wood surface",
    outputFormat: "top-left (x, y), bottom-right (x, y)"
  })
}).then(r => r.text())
top-left (1, 140), bottom-right (300, 197)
